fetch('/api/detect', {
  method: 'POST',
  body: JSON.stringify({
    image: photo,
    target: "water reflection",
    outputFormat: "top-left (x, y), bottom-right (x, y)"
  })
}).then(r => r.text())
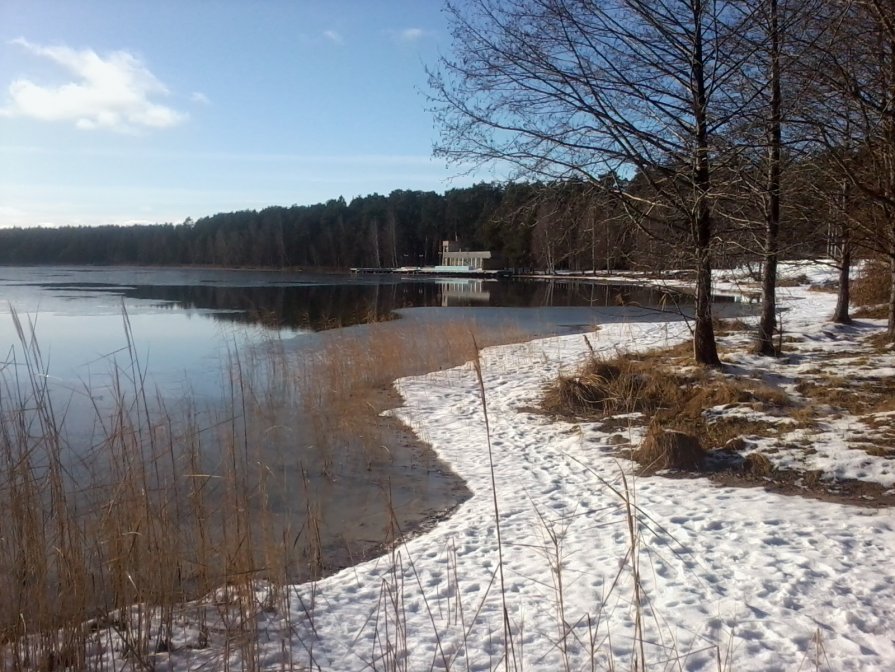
top-left (30, 274), bottom-right (709, 331)
top-left (0, 266), bottom-right (748, 404)
top-left (441, 279), bottom-right (491, 305)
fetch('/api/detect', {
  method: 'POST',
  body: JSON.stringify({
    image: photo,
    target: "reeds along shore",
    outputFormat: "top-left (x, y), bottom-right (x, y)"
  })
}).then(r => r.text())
top-left (0, 309), bottom-right (526, 670)
top-left (0, 307), bottom-right (289, 667)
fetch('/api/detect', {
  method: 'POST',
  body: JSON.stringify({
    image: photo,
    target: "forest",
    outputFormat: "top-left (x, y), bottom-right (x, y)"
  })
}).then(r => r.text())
top-left (0, 170), bottom-right (832, 273)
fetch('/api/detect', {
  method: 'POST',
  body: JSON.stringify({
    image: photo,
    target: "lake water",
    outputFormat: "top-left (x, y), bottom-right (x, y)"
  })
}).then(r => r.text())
top-left (0, 265), bottom-right (744, 582)
top-left (0, 266), bottom-right (723, 399)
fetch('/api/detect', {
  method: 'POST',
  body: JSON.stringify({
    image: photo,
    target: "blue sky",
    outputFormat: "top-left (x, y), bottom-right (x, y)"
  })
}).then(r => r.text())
top-left (0, 0), bottom-right (487, 227)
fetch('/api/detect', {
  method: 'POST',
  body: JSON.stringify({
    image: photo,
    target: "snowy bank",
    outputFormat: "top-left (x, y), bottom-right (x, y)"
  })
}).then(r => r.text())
top-left (75, 264), bottom-right (895, 671)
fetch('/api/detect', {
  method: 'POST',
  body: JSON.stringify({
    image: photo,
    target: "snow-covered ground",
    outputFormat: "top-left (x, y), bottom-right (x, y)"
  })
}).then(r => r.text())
top-left (83, 263), bottom-right (895, 670)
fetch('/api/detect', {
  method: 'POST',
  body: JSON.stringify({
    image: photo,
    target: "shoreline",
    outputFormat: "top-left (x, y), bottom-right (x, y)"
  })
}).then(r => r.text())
top-left (286, 291), bottom-right (750, 584)
top-left (303, 384), bottom-right (474, 580)
top-left (291, 319), bottom-right (544, 582)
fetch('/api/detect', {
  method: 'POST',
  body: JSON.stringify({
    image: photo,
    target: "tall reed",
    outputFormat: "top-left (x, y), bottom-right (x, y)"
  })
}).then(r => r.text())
top-left (0, 310), bottom-right (316, 670)
top-left (0, 309), bottom-right (528, 670)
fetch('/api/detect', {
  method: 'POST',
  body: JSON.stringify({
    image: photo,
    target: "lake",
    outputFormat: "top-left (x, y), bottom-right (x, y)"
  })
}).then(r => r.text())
top-left (0, 265), bottom-right (718, 398)
top-left (0, 265), bottom-right (742, 584)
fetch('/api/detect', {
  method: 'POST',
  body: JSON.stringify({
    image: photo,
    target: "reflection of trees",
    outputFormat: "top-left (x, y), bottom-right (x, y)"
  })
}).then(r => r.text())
top-left (121, 283), bottom-right (447, 331)
top-left (487, 280), bottom-right (708, 309)
top-left (45, 278), bottom-right (718, 333)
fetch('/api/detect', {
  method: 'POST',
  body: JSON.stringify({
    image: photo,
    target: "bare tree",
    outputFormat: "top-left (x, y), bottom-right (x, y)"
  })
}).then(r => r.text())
top-left (757, 0), bottom-right (785, 354)
top-left (430, 0), bottom-right (753, 366)
top-left (726, 0), bottom-right (823, 353)
top-left (800, 0), bottom-right (895, 335)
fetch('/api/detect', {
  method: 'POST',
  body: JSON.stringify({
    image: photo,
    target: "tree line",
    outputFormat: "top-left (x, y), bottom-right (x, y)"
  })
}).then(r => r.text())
top-left (0, 171), bottom-right (831, 273)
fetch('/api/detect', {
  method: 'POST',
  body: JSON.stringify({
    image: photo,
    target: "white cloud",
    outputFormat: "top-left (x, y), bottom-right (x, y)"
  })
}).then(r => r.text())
top-left (0, 205), bottom-right (26, 219)
top-left (190, 91), bottom-right (211, 105)
top-left (398, 28), bottom-right (427, 43)
top-left (322, 29), bottom-right (344, 45)
top-left (1, 38), bottom-right (187, 133)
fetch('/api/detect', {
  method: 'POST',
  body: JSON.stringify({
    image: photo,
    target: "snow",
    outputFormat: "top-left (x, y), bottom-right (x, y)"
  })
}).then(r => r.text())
top-left (70, 263), bottom-right (895, 670)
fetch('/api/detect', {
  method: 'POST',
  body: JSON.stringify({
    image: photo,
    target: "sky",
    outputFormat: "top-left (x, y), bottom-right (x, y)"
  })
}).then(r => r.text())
top-left (0, 0), bottom-right (489, 228)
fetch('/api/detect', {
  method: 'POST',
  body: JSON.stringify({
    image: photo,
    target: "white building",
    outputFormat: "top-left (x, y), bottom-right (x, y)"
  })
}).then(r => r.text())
top-left (439, 240), bottom-right (495, 271)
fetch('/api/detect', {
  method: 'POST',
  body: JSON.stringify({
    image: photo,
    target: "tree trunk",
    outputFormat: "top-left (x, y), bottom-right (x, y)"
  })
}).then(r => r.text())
top-left (889, 243), bottom-right (895, 339)
top-left (832, 237), bottom-right (852, 323)
top-left (370, 219), bottom-right (381, 268)
top-left (887, 31), bottom-right (895, 339)
top-left (757, 0), bottom-right (782, 356)
top-left (757, 253), bottom-right (778, 353)
top-left (694, 244), bottom-right (721, 366)
top-left (832, 181), bottom-right (852, 324)
top-left (691, 0), bottom-right (721, 368)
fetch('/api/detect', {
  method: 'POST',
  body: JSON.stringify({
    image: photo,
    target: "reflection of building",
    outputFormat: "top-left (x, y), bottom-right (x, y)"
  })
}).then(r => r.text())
top-left (439, 279), bottom-right (491, 306)
top-left (438, 240), bottom-right (500, 272)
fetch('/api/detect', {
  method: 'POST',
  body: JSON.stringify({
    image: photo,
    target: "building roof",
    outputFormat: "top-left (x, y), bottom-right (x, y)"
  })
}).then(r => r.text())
top-left (443, 251), bottom-right (492, 259)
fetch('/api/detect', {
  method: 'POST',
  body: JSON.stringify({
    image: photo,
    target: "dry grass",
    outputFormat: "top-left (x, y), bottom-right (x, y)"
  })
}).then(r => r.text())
top-left (632, 425), bottom-right (705, 473)
top-left (777, 273), bottom-right (810, 287)
top-left (541, 313), bottom-right (895, 510)
top-left (0, 311), bottom-right (691, 671)
top-left (742, 452), bottom-right (774, 476)
top-left (0, 310), bottom-right (530, 670)
top-left (865, 331), bottom-right (895, 351)
top-left (5, 295), bottom-right (893, 667)
top-left (298, 318), bottom-right (529, 457)
top-left (796, 371), bottom-right (895, 415)
top-left (713, 317), bottom-right (751, 336)
top-left (542, 348), bottom-right (790, 451)
top-left (853, 304), bottom-right (888, 319)
top-left (0, 313), bottom-right (319, 669)
top-left (701, 416), bottom-right (784, 446)
top-left (542, 342), bottom-right (798, 476)
top-left (541, 342), bottom-right (688, 418)
top-left (845, 413), bottom-right (895, 458)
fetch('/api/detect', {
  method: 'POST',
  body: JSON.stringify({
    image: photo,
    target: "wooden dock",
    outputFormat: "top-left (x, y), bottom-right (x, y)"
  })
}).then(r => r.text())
top-left (350, 266), bottom-right (512, 278)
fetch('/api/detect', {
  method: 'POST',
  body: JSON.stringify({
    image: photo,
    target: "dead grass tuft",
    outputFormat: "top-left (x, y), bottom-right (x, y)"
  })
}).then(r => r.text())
top-left (702, 417), bottom-right (783, 447)
top-left (777, 273), bottom-right (810, 287)
top-left (742, 452), bottom-right (774, 477)
top-left (543, 349), bottom-right (790, 439)
top-left (713, 317), bottom-right (751, 335)
top-left (632, 425), bottom-right (705, 473)
top-left (541, 358), bottom-right (665, 417)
